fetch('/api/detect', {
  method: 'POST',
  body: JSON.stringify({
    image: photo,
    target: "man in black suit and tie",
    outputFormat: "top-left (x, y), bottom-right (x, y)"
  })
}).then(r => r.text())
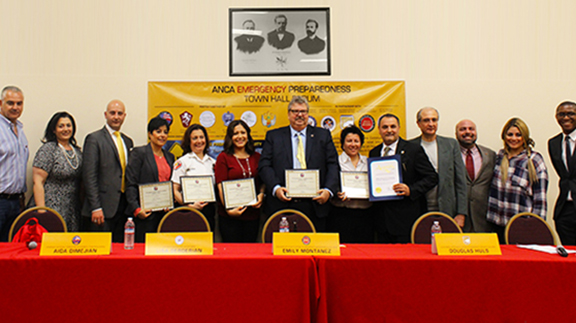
top-left (234, 20), bottom-right (265, 54)
top-left (267, 14), bottom-right (295, 50)
top-left (548, 101), bottom-right (576, 245)
top-left (369, 114), bottom-right (438, 243)
top-left (82, 100), bottom-right (134, 242)
top-left (258, 96), bottom-right (339, 231)
top-left (297, 19), bottom-right (326, 55)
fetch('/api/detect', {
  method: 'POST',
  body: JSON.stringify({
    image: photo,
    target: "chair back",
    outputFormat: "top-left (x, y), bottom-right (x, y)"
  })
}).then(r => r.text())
top-left (9, 207), bottom-right (67, 242)
top-left (157, 207), bottom-right (211, 233)
top-left (411, 211), bottom-right (463, 244)
top-left (505, 212), bottom-right (557, 245)
top-left (261, 209), bottom-right (316, 243)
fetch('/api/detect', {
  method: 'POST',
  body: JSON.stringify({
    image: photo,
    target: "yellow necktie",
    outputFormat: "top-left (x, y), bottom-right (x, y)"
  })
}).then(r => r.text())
top-left (383, 146), bottom-right (391, 157)
top-left (114, 131), bottom-right (127, 192)
top-left (296, 133), bottom-right (307, 169)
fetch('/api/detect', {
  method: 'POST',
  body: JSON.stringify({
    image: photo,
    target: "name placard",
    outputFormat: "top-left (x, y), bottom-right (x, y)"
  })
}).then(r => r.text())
top-left (273, 233), bottom-right (340, 256)
top-left (435, 233), bottom-right (501, 256)
top-left (145, 232), bottom-right (213, 255)
top-left (40, 233), bottom-right (112, 256)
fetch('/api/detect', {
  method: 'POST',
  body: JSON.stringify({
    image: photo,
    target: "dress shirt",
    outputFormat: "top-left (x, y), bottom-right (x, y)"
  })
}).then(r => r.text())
top-left (171, 151), bottom-right (216, 183)
top-left (460, 145), bottom-right (482, 179)
top-left (0, 115), bottom-right (28, 194)
top-left (380, 140), bottom-right (398, 157)
top-left (290, 126), bottom-right (307, 169)
top-left (562, 130), bottom-right (576, 201)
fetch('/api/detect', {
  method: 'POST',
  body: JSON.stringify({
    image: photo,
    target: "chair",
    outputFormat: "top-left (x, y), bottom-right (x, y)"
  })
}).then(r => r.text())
top-left (411, 211), bottom-right (463, 244)
top-left (261, 209), bottom-right (316, 243)
top-left (505, 212), bottom-right (558, 245)
top-left (157, 207), bottom-right (211, 233)
top-left (9, 206), bottom-right (67, 242)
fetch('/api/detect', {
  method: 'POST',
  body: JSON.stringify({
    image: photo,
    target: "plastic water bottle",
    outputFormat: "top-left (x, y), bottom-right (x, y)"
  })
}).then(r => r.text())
top-left (279, 217), bottom-right (289, 233)
top-left (431, 221), bottom-right (442, 254)
top-left (124, 217), bottom-right (135, 250)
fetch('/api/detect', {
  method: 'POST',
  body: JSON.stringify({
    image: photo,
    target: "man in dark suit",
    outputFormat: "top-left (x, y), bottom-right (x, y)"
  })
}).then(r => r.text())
top-left (82, 100), bottom-right (134, 242)
top-left (369, 114), bottom-right (438, 243)
top-left (234, 20), bottom-right (265, 54)
top-left (258, 96), bottom-right (339, 231)
top-left (267, 14), bottom-right (295, 50)
top-left (548, 101), bottom-right (576, 245)
top-left (455, 119), bottom-right (495, 233)
top-left (297, 19), bottom-right (326, 55)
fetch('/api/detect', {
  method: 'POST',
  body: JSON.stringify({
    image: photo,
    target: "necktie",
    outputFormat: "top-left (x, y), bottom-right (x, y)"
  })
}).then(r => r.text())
top-left (466, 149), bottom-right (475, 180)
top-left (566, 136), bottom-right (572, 172)
top-left (296, 133), bottom-right (307, 169)
top-left (114, 131), bottom-right (127, 192)
top-left (383, 146), bottom-right (391, 157)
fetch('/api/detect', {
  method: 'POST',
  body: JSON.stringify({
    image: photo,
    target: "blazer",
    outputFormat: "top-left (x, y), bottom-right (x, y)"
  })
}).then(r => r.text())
top-left (464, 144), bottom-right (496, 232)
top-left (410, 135), bottom-right (468, 218)
top-left (82, 127), bottom-right (134, 218)
top-left (125, 144), bottom-right (175, 216)
top-left (548, 133), bottom-right (576, 219)
top-left (369, 138), bottom-right (438, 235)
top-left (267, 30), bottom-right (295, 50)
top-left (258, 125), bottom-right (340, 219)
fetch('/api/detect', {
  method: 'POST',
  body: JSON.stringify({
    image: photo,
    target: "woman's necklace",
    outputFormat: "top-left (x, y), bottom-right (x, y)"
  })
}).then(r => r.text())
top-left (58, 143), bottom-right (79, 170)
top-left (235, 155), bottom-right (252, 178)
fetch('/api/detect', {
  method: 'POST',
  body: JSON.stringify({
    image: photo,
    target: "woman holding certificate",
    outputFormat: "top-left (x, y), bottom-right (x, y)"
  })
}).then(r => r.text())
top-left (171, 124), bottom-right (217, 231)
top-left (215, 120), bottom-right (264, 242)
top-left (125, 117), bottom-right (175, 242)
top-left (328, 125), bottom-right (373, 243)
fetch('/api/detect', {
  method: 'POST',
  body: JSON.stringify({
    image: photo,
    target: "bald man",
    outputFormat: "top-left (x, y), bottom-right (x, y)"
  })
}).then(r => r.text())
top-left (82, 100), bottom-right (133, 241)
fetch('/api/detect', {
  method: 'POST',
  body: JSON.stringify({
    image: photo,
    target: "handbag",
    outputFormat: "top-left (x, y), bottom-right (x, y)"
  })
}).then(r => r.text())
top-left (12, 217), bottom-right (48, 243)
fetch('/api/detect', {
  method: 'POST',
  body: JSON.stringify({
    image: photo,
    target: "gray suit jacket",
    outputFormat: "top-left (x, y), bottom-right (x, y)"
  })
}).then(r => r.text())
top-left (82, 126), bottom-right (134, 218)
top-left (411, 135), bottom-right (468, 218)
top-left (464, 144), bottom-right (495, 232)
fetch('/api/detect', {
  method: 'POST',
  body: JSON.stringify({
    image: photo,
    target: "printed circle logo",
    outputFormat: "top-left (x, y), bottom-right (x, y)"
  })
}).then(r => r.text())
top-left (222, 111), bottom-right (234, 126)
top-left (158, 111), bottom-right (173, 125)
top-left (302, 236), bottom-right (311, 245)
top-left (359, 115), bottom-right (375, 132)
top-left (241, 111), bottom-right (257, 127)
top-left (175, 235), bottom-right (184, 245)
top-left (307, 116), bottom-right (317, 127)
top-left (321, 116), bottom-right (336, 131)
top-left (462, 236), bottom-right (471, 245)
top-left (200, 111), bottom-right (216, 128)
top-left (72, 236), bottom-right (82, 245)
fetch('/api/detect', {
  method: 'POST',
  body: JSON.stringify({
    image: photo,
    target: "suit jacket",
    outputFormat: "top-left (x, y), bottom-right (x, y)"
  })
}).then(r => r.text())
top-left (125, 144), bottom-right (175, 216)
top-left (369, 138), bottom-right (438, 236)
top-left (548, 133), bottom-right (576, 219)
top-left (464, 144), bottom-right (495, 232)
top-left (234, 34), bottom-right (265, 54)
top-left (258, 125), bottom-right (340, 218)
top-left (410, 135), bottom-right (468, 218)
top-left (267, 30), bottom-right (295, 50)
top-left (298, 36), bottom-right (326, 55)
top-left (82, 126), bottom-right (134, 218)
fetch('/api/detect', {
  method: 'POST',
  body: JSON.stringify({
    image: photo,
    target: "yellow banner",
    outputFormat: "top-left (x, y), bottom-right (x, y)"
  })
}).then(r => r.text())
top-left (148, 81), bottom-right (405, 158)
top-left (40, 233), bottom-right (112, 256)
top-left (435, 233), bottom-right (502, 256)
top-left (273, 232), bottom-right (340, 256)
top-left (145, 232), bottom-right (213, 255)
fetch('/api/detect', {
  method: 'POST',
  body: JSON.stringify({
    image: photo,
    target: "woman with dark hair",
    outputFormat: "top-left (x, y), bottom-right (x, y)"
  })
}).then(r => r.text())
top-left (487, 117), bottom-right (548, 243)
top-left (32, 111), bottom-right (83, 231)
top-left (215, 120), bottom-right (264, 242)
top-left (171, 124), bottom-right (216, 230)
top-left (328, 125), bottom-right (373, 243)
top-left (125, 117), bottom-right (175, 242)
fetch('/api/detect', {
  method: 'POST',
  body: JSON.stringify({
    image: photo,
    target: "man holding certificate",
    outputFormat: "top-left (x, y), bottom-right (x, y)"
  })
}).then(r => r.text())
top-left (258, 96), bottom-right (340, 231)
top-left (369, 114), bottom-right (438, 243)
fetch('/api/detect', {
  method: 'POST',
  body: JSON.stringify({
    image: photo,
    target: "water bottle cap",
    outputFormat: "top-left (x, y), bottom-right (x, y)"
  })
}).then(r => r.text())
top-left (433, 221), bottom-right (439, 225)
top-left (128, 217), bottom-right (133, 221)
top-left (282, 217), bottom-right (287, 220)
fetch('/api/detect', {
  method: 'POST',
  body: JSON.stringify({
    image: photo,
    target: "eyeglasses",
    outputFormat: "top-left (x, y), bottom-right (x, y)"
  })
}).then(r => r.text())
top-left (289, 109), bottom-right (309, 115)
top-left (557, 112), bottom-right (576, 118)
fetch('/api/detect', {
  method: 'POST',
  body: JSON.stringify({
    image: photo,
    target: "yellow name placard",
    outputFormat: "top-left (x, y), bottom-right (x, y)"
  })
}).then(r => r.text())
top-left (435, 233), bottom-right (501, 256)
top-left (145, 232), bottom-right (213, 256)
top-left (273, 233), bottom-right (340, 256)
top-left (40, 233), bottom-right (112, 256)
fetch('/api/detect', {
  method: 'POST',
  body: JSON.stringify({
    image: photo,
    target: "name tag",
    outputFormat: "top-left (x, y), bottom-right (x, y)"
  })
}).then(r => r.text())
top-left (145, 232), bottom-right (213, 255)
top-left (273, 233), bottom-right (340, 256)
top-left (40, 233), bottom-right (111, 256)
top-left (435, 233), bottom-right (501, 256)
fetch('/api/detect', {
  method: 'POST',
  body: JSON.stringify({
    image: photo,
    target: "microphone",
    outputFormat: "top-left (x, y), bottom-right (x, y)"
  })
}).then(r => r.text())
top-left (556, 245), bottom-right (568, 257)
top-left (27, 241), bottom-right (38, 250)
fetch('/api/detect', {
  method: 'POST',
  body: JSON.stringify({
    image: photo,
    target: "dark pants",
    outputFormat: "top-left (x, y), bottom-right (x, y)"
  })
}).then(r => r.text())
top-left (0, 197), bottom-right (22, 242)
top-left (135, 211), bottom-right (164, 243)
top-left (219, 216), bottom-right (260, 242)
top-left (490, 223), bottom-right (506, 244)
top-left (328, 206), bottom-right (374, 243)
top-left (555, 202), bottom-right (576, 246)
top-left (82, 195), bottom-right (127, 242)
top-left (200, 203), bottom-right (216, 233)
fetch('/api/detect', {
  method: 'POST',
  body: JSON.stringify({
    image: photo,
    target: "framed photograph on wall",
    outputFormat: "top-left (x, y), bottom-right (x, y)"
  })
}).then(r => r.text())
top-left (229, 7), bottom-right (331, 76)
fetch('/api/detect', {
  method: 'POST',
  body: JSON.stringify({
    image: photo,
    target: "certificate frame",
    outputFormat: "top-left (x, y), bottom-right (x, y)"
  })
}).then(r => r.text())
top-left (221, 178), bottom-right (258, 209)
top-left (340, 171), bottom-right (369, 199)
top-left (138, 181), bottom-right (174, 212)
top-left (181, 175), bottom-right (216, 204)
top-left (285, 169), bottom-right (320, 198)
top-left (367, 156), bottom-right (403, 202)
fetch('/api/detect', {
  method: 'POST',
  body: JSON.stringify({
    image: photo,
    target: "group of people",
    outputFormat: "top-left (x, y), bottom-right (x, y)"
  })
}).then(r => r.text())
top-left (1, 85), bottom-right (576, 245)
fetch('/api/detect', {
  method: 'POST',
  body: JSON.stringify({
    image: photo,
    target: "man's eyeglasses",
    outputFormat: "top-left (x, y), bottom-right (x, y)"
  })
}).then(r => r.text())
top-left (557, 112), bottom-right (576, 118)
top-left (289, 109), bottom-right (309, 115)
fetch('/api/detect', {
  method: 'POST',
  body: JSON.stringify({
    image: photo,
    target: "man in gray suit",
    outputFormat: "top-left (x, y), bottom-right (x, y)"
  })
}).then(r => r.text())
top-left (411, 107), bottom-right (467, 228)
top-left (455, 119), bottom-right (495, 232)
top-left (82, 100), bottom-right (133, 242)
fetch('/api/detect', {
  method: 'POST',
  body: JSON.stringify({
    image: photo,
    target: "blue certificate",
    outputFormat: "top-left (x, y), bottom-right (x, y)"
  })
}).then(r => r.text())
top-left (367, 155), bottom-right (403, 201)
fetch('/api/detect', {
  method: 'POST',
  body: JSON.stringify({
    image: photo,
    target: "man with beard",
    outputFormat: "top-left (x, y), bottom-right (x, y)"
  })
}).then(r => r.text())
top-left (234, 20), bottom-right (265, 54)
top-left (455, 119), bottom-right (495, 232)
top-left (267, 14), bottom-right (295, 50)
top-left (298, 19), bottom-right (326, 55)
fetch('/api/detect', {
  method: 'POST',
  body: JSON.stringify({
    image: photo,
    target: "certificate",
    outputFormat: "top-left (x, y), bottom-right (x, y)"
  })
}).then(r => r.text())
top-left (340, 171), bottom-right (369, 199)
top-left (181, 176), bottom-right (216, 203)
top-left (285, 169), bottom-right (320, 198)
top-left (367, 156), bottom-right (403, 201)
top-left (139, 181), bottom-right (174, 212)
top-left (221, 178), bottom-right (257, 209)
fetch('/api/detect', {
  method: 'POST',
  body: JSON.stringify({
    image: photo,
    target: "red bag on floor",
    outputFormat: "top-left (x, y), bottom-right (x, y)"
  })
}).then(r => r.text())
top-left (12, 217), bottom-right (48, 243)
